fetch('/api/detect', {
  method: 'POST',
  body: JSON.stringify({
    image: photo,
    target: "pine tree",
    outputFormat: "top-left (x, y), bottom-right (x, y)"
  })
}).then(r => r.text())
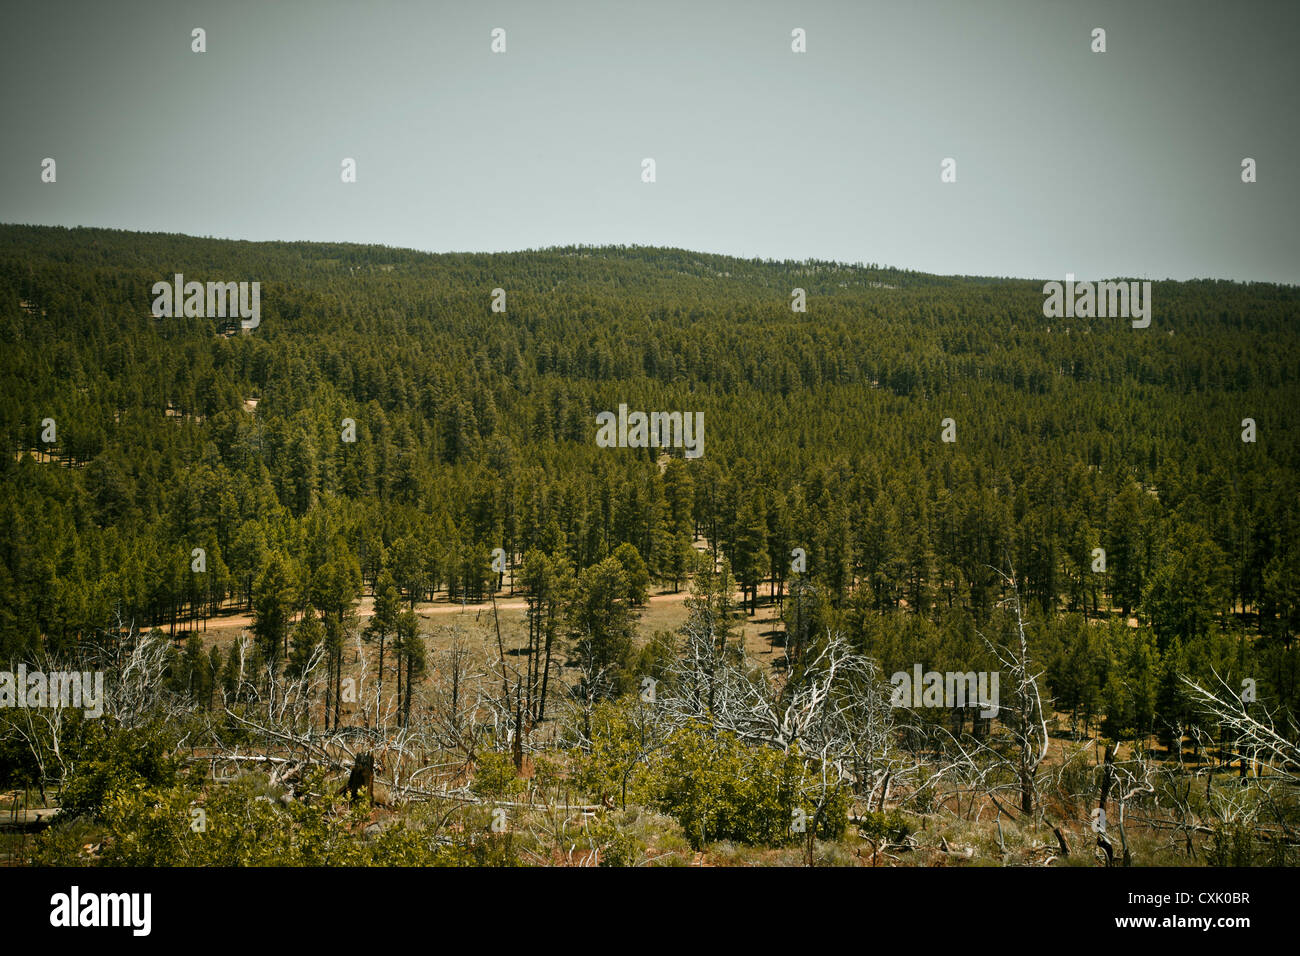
top-left (289, 605), bottom-right (325, 678)
top-left (366, 572), bottom-right (401, 726)
top-left (731, 491), bottom-right (770, 615)
top-left (394, 608), bottom-right (424, 726)
top-left (252, 550), bottom-right (296, 681)
top-left (568, 556), bottom-right (637, 700)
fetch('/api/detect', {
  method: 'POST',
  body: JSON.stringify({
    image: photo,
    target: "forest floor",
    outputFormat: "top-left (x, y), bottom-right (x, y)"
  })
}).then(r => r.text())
top-left (163, 586), bottom-right (1256, 784)
top-left (188, 584), bottom-right (785, 663)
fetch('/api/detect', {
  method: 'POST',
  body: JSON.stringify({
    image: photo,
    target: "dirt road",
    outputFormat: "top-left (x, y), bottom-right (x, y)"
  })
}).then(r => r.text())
top-left (197, 587), bottom-right (709, 638)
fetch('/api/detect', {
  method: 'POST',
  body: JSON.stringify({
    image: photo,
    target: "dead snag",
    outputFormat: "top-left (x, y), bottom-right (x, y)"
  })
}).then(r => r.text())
top-left (340, 752), bottom-right (375, 805)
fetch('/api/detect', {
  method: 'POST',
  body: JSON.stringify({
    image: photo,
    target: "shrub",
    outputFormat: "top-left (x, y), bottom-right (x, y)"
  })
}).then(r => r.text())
top-left (471, 751), bottom-right (523, 800)
top-left (856, 809), bottom-right (913, 846)
top-left (58, 719), bottom-right (180, 821)
top-left (641, 722), bottom-right (848, 849)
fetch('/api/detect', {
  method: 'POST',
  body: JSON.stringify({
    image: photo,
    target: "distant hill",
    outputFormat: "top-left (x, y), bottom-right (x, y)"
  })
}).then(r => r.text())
top-left (0, 222), bottom-right (1296, 677)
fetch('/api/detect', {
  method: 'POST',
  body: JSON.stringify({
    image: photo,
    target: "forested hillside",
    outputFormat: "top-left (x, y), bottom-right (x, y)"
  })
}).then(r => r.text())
top-left (2, 223), bottom-right (1298, 866)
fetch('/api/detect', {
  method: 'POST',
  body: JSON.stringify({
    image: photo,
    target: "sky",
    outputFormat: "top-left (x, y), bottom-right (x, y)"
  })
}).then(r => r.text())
top-left (1, 0), bottom-right (1297, 283)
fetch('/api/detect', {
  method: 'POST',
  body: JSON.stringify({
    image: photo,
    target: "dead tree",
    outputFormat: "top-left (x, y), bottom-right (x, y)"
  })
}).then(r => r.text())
top-left (982, 569), bottom-right (1050, 816)
top-left (1183, 672), bottom-right (1300, 784)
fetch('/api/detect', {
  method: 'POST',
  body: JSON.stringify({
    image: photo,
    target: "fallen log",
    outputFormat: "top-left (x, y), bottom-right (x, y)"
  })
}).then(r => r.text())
top-left (0, 808), bottom-right (59, 832)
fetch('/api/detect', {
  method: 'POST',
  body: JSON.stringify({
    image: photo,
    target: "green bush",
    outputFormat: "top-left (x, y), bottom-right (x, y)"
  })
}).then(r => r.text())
top-left (58, 719), bottom-right (181, 821)
top-left (471, 751), bottom-right (523, 800)
top-left (586, 813), bottom-right (643, 866)
top-left (855, 809), bottom-right (913, 846)
top-left (35, 767), bottom-right (522, 867)
top-left (640, 722), bottom-right (848, 849)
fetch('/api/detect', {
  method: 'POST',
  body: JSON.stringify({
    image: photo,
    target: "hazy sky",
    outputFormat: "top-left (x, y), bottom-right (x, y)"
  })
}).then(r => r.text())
top-left (2, 0), bottom-right (1297, 282)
